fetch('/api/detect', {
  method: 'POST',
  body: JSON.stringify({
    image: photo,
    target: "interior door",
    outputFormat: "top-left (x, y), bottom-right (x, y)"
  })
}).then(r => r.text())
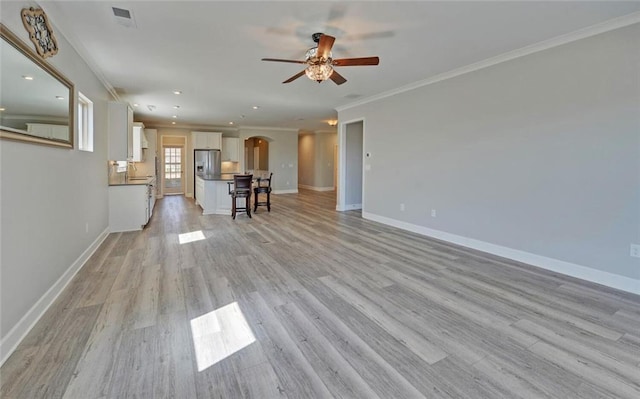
top-left (164, 146), bottom-right (184, 195)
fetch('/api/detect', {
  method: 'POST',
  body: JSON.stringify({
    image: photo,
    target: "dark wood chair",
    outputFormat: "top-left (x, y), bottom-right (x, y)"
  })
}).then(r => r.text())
top-left (253, 172), bottom-right (273, 212)
top-left (229, 174), bottom-right (253, 219)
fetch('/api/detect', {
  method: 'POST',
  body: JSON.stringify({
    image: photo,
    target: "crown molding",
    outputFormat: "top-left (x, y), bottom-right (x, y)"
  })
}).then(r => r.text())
top-left (237, 125), bottom-right (300, 132)
top-left (336, 11), bottom-right (640, 112)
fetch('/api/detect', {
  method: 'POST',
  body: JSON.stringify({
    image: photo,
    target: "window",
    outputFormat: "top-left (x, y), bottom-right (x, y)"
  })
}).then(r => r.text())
top-left (164, 147), bottom-right (182, 179)
top-left (77, 92), bottom-right (93, 151)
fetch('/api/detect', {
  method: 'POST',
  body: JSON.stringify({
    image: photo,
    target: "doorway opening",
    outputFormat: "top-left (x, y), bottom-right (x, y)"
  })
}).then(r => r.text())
top-left (244, 137), bottom-right (269, 173)
top-left (161, 136), bottom-right (186, 196)
top-left (338, 120), bottom-right (364, 211)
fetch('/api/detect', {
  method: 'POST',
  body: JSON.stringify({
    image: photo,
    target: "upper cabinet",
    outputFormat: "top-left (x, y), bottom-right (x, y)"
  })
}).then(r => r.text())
top-left (222, 137), bottom-right (239, 162)
top-left (108, 101), bottom-right (133, 160)
top-left (132, 122), bottom-right (147, 162)
top-left (192, 131), bottom-right (221, 150)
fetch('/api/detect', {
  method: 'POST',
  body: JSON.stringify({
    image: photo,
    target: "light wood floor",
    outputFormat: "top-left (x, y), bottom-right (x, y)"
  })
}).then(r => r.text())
top-left (2, 190), bottom-right (640, 398)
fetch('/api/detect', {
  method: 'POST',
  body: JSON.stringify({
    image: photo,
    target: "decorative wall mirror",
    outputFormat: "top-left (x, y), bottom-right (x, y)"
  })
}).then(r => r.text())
top-left (0, 23), bottom-right (74, 148)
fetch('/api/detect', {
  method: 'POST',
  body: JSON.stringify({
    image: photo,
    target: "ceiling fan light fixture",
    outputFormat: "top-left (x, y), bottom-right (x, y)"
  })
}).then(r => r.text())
top-left (305, 64), bottom-right (333, 82)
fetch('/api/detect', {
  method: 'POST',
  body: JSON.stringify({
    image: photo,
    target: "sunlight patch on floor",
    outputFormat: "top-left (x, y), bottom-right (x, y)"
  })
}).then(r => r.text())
top-left (179, 230), bottom-right (206, 244)
top-left (190, 302), bottom-right (256, 372)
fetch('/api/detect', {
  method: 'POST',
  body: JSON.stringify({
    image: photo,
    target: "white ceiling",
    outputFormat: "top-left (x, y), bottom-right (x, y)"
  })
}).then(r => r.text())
top-left (41, 1), bottom-right (640, 132)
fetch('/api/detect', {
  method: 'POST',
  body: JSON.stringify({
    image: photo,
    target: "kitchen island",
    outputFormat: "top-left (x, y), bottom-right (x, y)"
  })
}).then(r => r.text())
top-left (195, 174), bottom-right (237, 215)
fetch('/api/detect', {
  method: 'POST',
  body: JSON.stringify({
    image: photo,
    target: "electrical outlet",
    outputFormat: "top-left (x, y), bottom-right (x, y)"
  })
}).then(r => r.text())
top-left (431, 209), bottom-right (437, 217)
top-left (400, 203), bottom-right (405, 212)
top-left (631, 244), bottom-right (640, 258)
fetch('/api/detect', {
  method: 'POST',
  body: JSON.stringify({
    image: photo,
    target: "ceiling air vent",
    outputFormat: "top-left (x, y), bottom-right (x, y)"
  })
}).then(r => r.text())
top-left (112, 7), bottom-right (137, 28)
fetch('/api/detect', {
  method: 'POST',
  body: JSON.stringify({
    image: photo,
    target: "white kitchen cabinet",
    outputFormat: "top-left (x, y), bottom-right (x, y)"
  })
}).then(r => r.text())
top-left (222, 137), bottom-right (239, 162)
top-left (132, 122), bottom-right (147, 162)
top-left (109, 184), bottom-right (149, 232)
top-left (108, 101), bottom-right (134, 160)
top-left (192, 131), bottom-right (221, 149)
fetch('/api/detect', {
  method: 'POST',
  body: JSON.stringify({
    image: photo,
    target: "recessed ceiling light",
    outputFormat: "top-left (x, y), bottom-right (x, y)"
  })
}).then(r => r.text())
top-left (56, 96), bottom-right (65, 100)
top-left (173, 90), bottom-right (182, 95)
top-left (252, 106), bottom-right (259, 110)
top-left (0, 107), bottom-right (5, 111)
top-left (172, 115), bottom-right (177, 118)
top-left (133, 103), bottom-right (139, 107)
top-left (171, 121), bottom-right (176, 125)
top-left (228, 121), bottom-right (234, 125)
top-left (173, 105), bottom-right (180, 109)
top-left (22, 75), bottom-right (33, 80)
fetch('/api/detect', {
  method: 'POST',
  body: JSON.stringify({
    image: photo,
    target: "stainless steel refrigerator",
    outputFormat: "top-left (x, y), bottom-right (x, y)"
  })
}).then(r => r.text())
top-left (194, 149), bottom-right (221, 199)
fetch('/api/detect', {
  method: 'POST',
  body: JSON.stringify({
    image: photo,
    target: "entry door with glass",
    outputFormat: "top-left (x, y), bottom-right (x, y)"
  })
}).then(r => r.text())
top-left (164, 146), bottom-right (184, 195)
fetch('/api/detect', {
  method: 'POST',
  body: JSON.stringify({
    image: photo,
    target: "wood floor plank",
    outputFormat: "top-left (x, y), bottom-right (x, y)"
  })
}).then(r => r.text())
top-left (62, 291), bottom-right (130, 399)
top-left (153, 311), bottom-right (198, 399)
top-left (273, 301), bottom-right (382, 399)
top-left (107, 326), bottom-right (157, 399)
top-left (289, 289), bottom-right (426, 399)
top-left (320, 275), bottom-right (448, 365)
top-left (239, 291), bottom-right (334, 399)
top-left (527, 340), bottom-right (640, 399)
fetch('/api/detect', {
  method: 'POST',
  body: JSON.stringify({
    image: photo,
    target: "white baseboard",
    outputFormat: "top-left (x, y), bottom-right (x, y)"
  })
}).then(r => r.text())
top-left (0, 228), bottom-right (110, 366)
top-left (337, 203), bottom-right (362, 211)
top-left (185, 192), bottom-right (193, 198)
top-left (298, 185), bottom-right (335, 192)
top-left (363, 211), bottom-right (640, 296)
top-left (273, 189), bottom-right (298, 194)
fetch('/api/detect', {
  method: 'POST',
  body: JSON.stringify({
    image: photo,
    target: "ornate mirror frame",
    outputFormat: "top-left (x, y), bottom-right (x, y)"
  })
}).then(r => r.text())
top-left (0, 23), bottom-right (74, 148)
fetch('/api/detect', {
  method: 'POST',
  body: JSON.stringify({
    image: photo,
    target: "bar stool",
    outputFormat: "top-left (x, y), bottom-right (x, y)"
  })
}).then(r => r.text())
top-left (253, 172), bottom-right (273, 212)
top-left (229, 174), bottom-right (253, 219)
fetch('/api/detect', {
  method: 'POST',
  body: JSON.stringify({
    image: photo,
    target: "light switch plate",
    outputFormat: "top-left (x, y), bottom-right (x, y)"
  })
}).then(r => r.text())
top-left (631, 244), bottom-right (640, 258)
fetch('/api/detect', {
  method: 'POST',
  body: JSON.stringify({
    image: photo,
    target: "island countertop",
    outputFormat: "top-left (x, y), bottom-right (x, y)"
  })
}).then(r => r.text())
top-left (197, 173), bottom-right (238, 181)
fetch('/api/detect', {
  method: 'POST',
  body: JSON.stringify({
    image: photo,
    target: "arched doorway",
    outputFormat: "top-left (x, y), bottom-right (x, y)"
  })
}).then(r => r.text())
top-left (244, 136), bottom-right (269, 172)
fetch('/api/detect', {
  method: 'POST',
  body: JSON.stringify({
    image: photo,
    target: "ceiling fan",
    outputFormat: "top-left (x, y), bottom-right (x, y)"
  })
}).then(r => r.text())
top-left (262, 33), bottom-right (379, 85)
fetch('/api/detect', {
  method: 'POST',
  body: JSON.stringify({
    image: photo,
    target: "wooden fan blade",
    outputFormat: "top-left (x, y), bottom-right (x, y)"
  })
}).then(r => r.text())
top-left (329, 70), bottom-right (347, 85)
top-left (332, 57), bottom-right (379, 66)
top-left (317, 34), bottom-right (336, 59)
top-left (262, 58), bottom-right (306, 64)
top-left (283, 70), bottom-right (306, 84)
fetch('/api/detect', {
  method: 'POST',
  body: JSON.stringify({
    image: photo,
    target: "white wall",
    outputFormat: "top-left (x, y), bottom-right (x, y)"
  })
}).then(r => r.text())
top-left (238, 127), bottom-right (299, 193)
top-left (339, 24), bottom-right (640, 291)
top-left (1, 1), bottom-right (112, 362)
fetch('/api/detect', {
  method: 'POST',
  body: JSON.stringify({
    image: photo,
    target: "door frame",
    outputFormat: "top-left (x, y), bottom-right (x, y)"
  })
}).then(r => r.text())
top-left (161, 135), bottom-right (186, 196)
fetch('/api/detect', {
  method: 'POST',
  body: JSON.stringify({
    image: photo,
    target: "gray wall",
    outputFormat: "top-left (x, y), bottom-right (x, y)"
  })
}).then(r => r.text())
top-left (239, 128), bottom-right (299, 192)
top-left (1, 2), bottom-right (112, 340)
top-left (339, 24), bottom-right (640, 281)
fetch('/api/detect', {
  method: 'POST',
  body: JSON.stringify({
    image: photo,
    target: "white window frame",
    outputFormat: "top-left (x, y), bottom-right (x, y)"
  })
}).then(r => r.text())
top-left (77, 91), bottom-right (94, 152)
